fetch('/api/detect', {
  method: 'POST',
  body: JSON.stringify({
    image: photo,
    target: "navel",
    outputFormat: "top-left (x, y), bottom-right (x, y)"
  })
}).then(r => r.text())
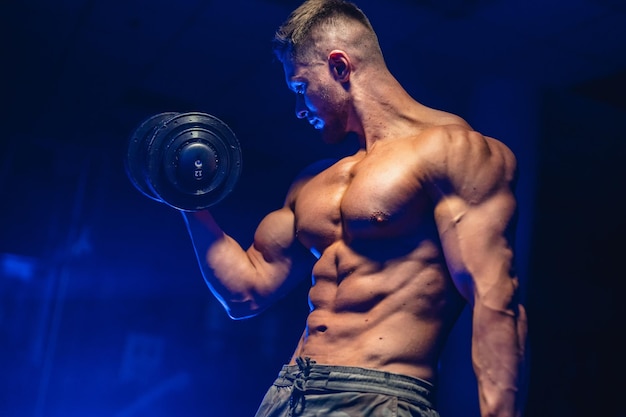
top-left (315, 325), bottom-right (328, 333)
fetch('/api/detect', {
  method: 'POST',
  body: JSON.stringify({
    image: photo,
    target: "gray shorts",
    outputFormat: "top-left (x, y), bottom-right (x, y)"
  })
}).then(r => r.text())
top-left (254, 357), bottom-right (440, 417)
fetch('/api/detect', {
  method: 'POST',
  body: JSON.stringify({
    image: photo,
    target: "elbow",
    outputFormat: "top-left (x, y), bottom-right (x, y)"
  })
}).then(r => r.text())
top-left (226, 308), bottom-right (258, 320)
top-left (207, 284), bottom-right (265, 320)
top-left (224, 300), bottom-right (264, 320)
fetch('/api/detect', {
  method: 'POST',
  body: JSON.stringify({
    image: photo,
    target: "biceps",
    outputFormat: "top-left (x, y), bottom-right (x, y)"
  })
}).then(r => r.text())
top-left (247, 207), bottom-right (312, 298)
top-left (435, 193), bottom-right (517, 304)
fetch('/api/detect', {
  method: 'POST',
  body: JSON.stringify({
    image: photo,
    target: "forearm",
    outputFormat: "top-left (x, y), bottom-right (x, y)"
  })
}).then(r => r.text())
top-left (472, 301), bottom-right (527, 417)
top-left (181, 210), bottom-right (262, 317)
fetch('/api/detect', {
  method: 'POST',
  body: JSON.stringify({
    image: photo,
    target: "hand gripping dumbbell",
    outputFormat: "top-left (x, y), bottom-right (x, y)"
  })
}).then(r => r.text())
top-left (124, 112), bottom-right (242, 211)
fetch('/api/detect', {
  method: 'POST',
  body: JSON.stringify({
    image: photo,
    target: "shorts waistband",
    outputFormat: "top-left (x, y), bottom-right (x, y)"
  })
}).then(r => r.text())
top-left (273, 358), bottom-right (436, 409)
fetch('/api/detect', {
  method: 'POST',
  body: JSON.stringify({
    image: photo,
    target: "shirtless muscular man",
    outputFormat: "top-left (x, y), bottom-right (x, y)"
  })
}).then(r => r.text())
top-left (182, 1), bottom-right (527, 416)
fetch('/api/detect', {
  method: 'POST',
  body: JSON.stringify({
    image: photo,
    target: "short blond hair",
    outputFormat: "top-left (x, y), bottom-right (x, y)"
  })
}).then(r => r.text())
top-left (272, 0), bottom-right (382, 65)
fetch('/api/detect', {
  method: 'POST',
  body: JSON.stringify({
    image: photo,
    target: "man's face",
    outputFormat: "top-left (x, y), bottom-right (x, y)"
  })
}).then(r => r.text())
top-left (283, 58), bottom-right (349, 144)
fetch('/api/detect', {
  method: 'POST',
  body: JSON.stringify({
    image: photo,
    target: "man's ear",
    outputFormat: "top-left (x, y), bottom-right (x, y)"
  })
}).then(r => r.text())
top-left (328, 50), bottom-right (351, 82)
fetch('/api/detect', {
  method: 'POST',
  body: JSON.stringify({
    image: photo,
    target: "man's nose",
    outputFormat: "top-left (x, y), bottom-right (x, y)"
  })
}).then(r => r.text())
top-left (295, 95), bottom-right (309, 119)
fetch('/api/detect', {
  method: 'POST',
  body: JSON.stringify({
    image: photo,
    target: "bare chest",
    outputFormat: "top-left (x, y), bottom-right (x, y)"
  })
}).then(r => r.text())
top-left (294, 152), bottom-right (432, 253)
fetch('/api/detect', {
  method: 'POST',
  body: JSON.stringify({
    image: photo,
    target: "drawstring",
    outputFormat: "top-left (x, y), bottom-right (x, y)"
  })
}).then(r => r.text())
top-left (289, 357), bottom-right (315, 416)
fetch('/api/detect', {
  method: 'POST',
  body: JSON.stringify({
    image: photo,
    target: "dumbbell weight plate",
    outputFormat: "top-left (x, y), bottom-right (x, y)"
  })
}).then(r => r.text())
top-left (125, 112), bottom-right (180, 203)
top-left (146, 112), bottom-right (242, 211)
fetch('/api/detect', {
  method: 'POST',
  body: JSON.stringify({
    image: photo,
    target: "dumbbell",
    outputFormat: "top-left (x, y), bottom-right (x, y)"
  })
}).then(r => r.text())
top-left (124, 112), bottom-right (242, 211)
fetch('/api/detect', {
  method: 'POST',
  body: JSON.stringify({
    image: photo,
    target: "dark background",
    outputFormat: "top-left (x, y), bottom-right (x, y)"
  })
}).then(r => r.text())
top-left (1, 0), bottom-right (625, 416)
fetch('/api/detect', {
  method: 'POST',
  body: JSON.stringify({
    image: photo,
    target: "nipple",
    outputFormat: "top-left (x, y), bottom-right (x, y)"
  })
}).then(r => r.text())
top-left (370, 211), bottom-right (390, 225)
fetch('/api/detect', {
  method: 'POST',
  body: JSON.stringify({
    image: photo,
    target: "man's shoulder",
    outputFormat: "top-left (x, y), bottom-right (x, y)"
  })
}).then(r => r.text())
top-left (411, 124), bottom-right (517, 197)
top-left (415, 123), bottom-right (480, 147)
top-left (414, 123), bottom-right (514, 165)
top-left (283, 158), bottom-right (339, 206)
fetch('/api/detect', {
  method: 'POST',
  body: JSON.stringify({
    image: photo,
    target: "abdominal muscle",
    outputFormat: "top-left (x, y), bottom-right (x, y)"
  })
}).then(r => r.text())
top-left (289, 239), bottom-right (465, 382)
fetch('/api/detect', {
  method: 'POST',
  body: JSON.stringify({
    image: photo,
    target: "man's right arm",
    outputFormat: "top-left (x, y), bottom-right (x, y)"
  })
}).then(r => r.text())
top-left (181, 201), bottom-right (314, 320)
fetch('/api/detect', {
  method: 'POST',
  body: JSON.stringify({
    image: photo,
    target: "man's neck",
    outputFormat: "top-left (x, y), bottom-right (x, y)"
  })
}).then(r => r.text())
top-left (350, 77), bottom-right (426, 149)
top-left (350, 71), bottom-right (471, 150)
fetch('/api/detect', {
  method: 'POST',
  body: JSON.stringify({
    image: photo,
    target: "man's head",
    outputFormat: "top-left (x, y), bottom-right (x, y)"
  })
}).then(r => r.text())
top-left (273, 0), bottom-right (385, 142)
